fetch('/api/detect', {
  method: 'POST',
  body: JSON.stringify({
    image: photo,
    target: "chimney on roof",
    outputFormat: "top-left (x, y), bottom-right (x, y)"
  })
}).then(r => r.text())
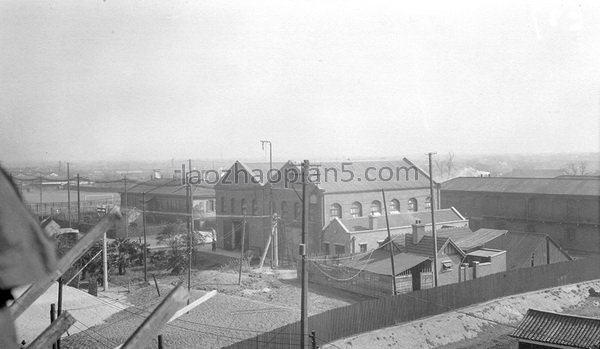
top-left (412, 219), bottom-right (425, 244)
top-left (369, 214), bottom-right (379, 230)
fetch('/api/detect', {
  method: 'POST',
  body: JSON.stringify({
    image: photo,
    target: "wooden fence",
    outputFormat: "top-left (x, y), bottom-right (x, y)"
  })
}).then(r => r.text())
top-left (224, 256), bottom-right (600, 348)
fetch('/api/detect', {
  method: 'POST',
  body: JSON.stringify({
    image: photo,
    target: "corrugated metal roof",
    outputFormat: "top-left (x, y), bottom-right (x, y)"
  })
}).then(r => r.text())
top-left (511, 309), bottom-right (600, 348)
top-left (434, 228), bottom-right (507, 252)
top-left (341, 209), bottom-right (465, 233)
top-left (361, 253), bottom-right (429, 276)
top-left (442, 176), bottom-right (600, 197)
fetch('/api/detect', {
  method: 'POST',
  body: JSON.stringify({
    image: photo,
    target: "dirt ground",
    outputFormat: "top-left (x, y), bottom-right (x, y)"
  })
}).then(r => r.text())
top-left (59, 262), bottom-right (367, 349)
top-left (326, 280), bottom-right (600, 349)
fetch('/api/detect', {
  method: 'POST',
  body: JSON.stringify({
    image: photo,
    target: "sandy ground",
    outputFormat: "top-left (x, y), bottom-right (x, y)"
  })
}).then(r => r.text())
top-left (15, 283), bottom-right (130, 345)
top-left (58, 267), bottom-right (364, 349)
top-left (325, 279), bottom-right (600, 349)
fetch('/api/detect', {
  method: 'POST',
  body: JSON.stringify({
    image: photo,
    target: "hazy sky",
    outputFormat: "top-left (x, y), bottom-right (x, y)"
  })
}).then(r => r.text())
top-left (1, 0), bottom-right (598, 163)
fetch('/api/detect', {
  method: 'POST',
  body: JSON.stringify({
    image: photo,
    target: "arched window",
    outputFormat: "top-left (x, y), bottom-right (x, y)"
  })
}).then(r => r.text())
top-left (425, 196), bottom-right (431, 209)
top-left (251, 199), bottom-right (258, 216)
top-left (408, 198), bottom-right (418, 212)
top-left (241, 199), bottom-right (247, 216)
top-left (230, 198), bottom-right (235, 214)
top-left (281, 201), bottom-right (288, 218)
top-left (389, 199), bottom-right (400, 213)
top-left (370, 200), bottom-right (382, 216)
top-left (294, 202), bottom-right (301, 220)
top-left (330, 203), bottom-right (342, 219)
top-left (350, 202), bottom-right (362, 218)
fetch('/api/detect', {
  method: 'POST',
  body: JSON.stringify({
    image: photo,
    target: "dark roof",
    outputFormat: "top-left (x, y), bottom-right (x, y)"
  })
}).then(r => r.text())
top-left (511, 309), bottom-right (600, 348)
top-left (404, 235), bottom-right (464, 258)
top-left (442, 176), bottom-right (600, 197)
top-left (361, 252), bottom-right (429, 276)
top-left (501, 169), bottom-right (566, 178)
top-left (125, 179), bottom-right (215, 198)
top-left (484, 231), bottom-right (572, 270)
top-left (340, 208), bottom-right (466, 233)
top-left (434, 228), bottom-right (507, 252)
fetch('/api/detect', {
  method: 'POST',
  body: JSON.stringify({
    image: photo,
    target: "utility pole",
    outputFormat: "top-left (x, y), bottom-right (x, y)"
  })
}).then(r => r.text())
top-left (261, 140), bottom-right (274, 268)
top-left (300, 160), bottom-right (309, 349)
top-left (382, 190), bottom-right (397, 295)
top-left (76, 173), bottom-right (80, 225)
top-left (184, 163), bottom-right (191, 300)
top-left (39, 174), bottom-right (43, 217)
top-left (124, 176), bottom-right (128, 239)
top-left (142, 191), bottom-right (147, 282)
top-left (238, 216), bottom-right (246, 285)
top-left (67, 162), bottom-right (71, 228)
top-left (428, 152), bottom-right (439, 287)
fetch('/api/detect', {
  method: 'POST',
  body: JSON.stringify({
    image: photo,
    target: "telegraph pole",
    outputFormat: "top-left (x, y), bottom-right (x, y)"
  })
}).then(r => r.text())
top-left (428, 152), bottom-right (439, 287)
top-left (382, 190), bottom-right (397, 295)
top-left (39, 174), bottom-right (43, 217)
top-left (76, 173), bottom-right (81, 225)
top-left (300, 160), bottom-right (309, 349)
top-left (184, 163), bottom-right (192, 300)
top-left (142, 191), bottom-right (147, 282)
top-left (238, 216), bottom-right (246, 285)
top-left (124, 175), bottom-right (128, 239)
top-left (67, 162), bottom-right (71, 228)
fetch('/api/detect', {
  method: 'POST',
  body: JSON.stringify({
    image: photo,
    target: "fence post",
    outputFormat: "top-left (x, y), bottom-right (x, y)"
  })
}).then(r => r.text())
top-left (157, 335), bottom-right (163, 349)
top-left (50, 303), bottom-right (56, 349)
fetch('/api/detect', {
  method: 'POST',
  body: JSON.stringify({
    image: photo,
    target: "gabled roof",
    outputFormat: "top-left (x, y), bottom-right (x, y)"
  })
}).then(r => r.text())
top-left (511, 309), bottom-right (600, 348)
top-left (215, 158), bottom-right (436, 193)
top-left (338, 208), bottom-right (466, 233)
top-left (484, 231), bottom-right (572, 269)
top-left (434, 228), bottom-right (507, 252)
top-left (404, 235), bottom-right (465, 258)
top-left (314, 158), bottom-right (435, 193)
top-left (361, 252), bottom-right (430, 276)
top-left (442, 176), bottom-right (600, 197)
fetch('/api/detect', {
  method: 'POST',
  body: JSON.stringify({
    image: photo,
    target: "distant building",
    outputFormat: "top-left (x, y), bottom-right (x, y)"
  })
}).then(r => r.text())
top-left (215, 158), bottom-right (440, 261)
top-left (440, 176), bottom-right (600, 256)
top-left (120, 179), bottom-right (216, 226)
top-left (511, 309), bottom-right (600, 349)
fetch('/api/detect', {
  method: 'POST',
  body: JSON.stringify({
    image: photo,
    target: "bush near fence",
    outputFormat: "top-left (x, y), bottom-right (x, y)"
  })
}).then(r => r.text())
top-left (224, 256), bottom-right (600, 349)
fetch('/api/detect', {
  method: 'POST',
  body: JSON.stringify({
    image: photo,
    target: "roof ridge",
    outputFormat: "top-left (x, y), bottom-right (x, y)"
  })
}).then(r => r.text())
top-left (527, 308), bottom-right (600, 322)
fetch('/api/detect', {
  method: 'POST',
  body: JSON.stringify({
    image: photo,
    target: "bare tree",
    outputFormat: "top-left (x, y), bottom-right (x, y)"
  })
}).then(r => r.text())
top-left (563, 161), bottom-right (589, 176)
top-left (445, 152), bottom-right (455, 178)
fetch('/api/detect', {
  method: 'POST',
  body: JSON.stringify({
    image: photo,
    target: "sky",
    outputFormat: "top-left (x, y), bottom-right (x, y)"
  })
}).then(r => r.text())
top-left (1, 0), bottom-right (599, 163)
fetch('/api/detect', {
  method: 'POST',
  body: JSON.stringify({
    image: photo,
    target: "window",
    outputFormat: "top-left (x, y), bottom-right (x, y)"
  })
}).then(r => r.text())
top-left (565, 228), bottom-right (576, 241)
top-left (530, 253), bottom-right (535, 267)
top-left (221, 197), bottom-right (226, 213)
top-left (294, 202), bottom-right (301, 220)
top-left (322, 242), bottom-right (330, 255)
top-left (389, 199), bottom-right (400, 213)
top-left (408, 198), bottom-right (418, 212)
top-left (281, 201), bottom-right (288, 218)
top-left (241, 199), bottom-right (247, 216)
top-left (330, 203), bottom-right (342, 219)
top-left (334, 244), bottom-right (345, 255)
top-left (425, 196), bottom-right (431, 209)
top-left (251, 199), bottom-right (258, 216)
top-left (370, 200), bottom-right (382, 216)
top-left (527, 198), bottom-right (536, 218)
top-left (207, 199), bottom-right (215, 212)
top-left (230, 198), bottom-right (235, 214)
top-left (359, 243), bottom-right (367, 253)
top-left (441, 261), bottom-right (453, 272)
top-left (350, 202), bottom-right (362, 218)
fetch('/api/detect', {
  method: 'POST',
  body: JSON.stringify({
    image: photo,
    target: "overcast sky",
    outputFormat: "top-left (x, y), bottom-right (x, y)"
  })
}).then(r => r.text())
top-left (1, 0), bottom-right (598, 163)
